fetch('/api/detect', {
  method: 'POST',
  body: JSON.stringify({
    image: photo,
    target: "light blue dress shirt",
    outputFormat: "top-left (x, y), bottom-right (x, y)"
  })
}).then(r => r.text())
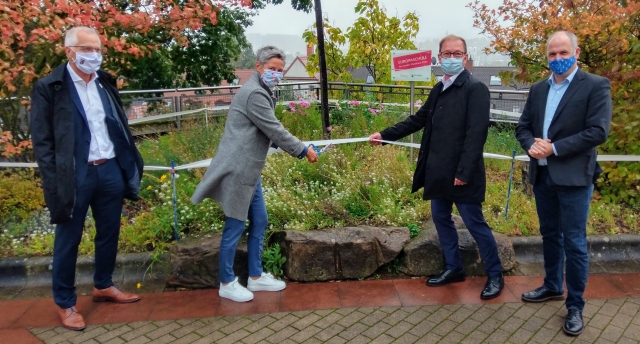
top-left (538, 67), bottom-right (579, 166)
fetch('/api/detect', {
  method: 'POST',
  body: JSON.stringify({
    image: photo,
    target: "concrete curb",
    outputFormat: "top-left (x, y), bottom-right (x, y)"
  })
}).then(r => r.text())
top-left (2, 234), bottom-right (640, 300)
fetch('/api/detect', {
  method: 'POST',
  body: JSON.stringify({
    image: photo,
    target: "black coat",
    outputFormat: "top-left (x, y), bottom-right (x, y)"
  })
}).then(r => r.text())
top-left (30, 64), bottom-right (143, 224)
top-left (380, 70), bottom-right (490, 203)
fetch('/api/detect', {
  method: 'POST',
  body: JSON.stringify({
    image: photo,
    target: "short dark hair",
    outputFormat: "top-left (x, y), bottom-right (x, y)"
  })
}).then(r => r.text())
top-left (439, 34), bottom-right (467, 54)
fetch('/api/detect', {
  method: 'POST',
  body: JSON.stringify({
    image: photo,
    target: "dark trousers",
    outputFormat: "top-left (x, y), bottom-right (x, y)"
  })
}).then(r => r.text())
top-left (52, 159), bottom-right (125, 309)
top-left (431, 199), bottom-right (503, 277)
top-left (533, 166), bottom-right (593, 311)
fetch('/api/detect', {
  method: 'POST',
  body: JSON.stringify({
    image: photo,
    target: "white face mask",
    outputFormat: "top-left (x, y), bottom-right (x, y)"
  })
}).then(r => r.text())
top-left (72, 51), bottom-right (103, 74)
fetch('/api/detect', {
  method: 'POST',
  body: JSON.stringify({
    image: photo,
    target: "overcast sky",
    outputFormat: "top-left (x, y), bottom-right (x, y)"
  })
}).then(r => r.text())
top-left (246, 0), bottom-right (505, 40)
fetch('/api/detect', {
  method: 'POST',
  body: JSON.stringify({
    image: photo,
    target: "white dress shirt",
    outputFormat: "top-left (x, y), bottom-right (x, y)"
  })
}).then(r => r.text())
top-left (441, 70), bottom-right (463, 91)
top-left (67, 63), bottom-right (115, 162)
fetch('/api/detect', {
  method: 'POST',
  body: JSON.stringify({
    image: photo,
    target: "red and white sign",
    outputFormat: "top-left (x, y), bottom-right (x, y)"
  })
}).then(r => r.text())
top-left (391, 50), bottom-right (432, 82)
top-left (393, 51), bottom-right (432, 71)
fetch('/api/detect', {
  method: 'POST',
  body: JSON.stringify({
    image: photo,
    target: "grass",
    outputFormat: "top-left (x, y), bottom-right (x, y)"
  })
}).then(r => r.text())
top-left (1, 103), bottom-right (638, 258)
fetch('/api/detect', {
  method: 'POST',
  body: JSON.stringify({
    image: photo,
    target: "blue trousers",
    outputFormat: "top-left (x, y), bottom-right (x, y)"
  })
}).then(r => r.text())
top-left (219, 179), bottom-right (268, 284)
top-left (52, 159), bottom-right (125, 309)
top-left (431, 199), bottom-right (503, 277)
top-left (534, 166), bottom-right (593, 311)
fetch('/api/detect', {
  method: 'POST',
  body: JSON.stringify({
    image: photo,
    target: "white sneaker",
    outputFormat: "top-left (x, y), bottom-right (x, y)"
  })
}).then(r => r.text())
top-left (247, 272), bottom-right (287, 292)
top-left (219, 277), bottom-right (253, 302)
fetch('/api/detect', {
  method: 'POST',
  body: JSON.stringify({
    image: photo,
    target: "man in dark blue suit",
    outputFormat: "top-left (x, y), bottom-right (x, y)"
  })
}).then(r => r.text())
top-left (516, 31), bottom-right (612, 336)
top-left (30, 27), bottom-right (144, 331)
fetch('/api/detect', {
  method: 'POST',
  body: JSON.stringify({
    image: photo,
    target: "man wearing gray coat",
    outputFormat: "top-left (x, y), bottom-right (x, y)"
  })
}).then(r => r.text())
top-left (191, 46), bottom-right (318, 302)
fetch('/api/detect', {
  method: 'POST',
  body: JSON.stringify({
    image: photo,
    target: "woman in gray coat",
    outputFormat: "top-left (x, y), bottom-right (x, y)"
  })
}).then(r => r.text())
top-left (191, 46), bottom-right (318, 302)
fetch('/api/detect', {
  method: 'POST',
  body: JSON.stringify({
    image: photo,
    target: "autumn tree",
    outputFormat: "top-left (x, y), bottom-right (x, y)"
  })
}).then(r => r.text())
top-left (302, 0), bottom-right (419, 83)
top-left (0, 0), bottom-right (252, 139)
top-left (468, 0), bottom-right (640, 204)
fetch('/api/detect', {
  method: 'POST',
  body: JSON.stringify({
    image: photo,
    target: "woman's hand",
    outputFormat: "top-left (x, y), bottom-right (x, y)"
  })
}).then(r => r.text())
top-left (306, 146), bottom-right (318, 163)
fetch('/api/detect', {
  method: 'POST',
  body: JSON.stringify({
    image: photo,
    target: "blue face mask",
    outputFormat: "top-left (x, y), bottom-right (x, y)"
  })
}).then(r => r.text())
top-left (440, 58), bottom-right (464, 75)
top-left (548, 55), bottom-right (576, 75)
top-left (261, 70), bottom-right (283, 88)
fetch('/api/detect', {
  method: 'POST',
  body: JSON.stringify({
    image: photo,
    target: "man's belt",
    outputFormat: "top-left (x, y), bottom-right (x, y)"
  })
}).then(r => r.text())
top-left (88, 159), bottom-right (108, 166)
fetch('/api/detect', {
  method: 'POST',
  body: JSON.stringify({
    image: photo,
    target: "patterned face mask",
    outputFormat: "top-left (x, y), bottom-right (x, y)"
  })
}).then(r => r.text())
top-left (548, 55), bottom-right (576, 75)
top-left (261, 70), bottom-right (283, 88)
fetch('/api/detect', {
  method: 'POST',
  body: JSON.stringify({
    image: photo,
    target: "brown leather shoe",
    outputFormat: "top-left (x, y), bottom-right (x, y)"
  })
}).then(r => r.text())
top-left (58, 307), bottom-right (86, 331)
top-left (92, 286), bottom-right (141, 303)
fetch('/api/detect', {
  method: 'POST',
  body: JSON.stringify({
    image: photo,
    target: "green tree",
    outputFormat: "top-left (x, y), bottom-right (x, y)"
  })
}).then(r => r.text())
top-left (302, 0), bottom-right (420, 84)
top-left (233, 45), bottom-right (258, 70)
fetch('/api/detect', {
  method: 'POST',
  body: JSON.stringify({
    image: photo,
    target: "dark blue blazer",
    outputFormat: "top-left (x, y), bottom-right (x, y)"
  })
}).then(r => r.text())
top-left (516, 68), bottom-right (612, 186)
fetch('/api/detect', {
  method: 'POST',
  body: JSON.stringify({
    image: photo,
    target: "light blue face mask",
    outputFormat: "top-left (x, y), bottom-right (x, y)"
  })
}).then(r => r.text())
top-left (440, 58), bottom-right (464, 75)
top-left (261, 70), bottom-right (283, 88)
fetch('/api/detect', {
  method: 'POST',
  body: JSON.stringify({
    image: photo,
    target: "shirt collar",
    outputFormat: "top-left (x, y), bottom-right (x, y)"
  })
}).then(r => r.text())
top-left (66, 62), bottom-right (98, 84)
top-left (548, 66), bottom-right (578, 86)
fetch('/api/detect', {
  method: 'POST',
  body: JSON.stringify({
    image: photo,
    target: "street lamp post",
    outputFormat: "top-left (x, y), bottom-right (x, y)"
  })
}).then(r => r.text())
top-left (313, 0), bottom-right (331, 138)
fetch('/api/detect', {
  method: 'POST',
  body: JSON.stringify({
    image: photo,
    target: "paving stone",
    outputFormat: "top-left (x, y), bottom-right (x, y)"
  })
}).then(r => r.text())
top-left (492, 305), bottom-right (518, 322)
top-left (589, 313), bottom-right (613, 330)
top-left (620, 302), bottom-right (640, 317)
top-left (513, 304), bottom-right (538, 320)
top-left (68, 326), bottom-right (108, 344)
top-left (313, 309), bottom-right (335, 317)
top-left (482, 328), bottom-right (512, 344)
top-left (476, 317), bottom-right (502, 335)
top-left (407, 319), bottom-right (437, 338)
top-left (360, 310), bottom-right (388, 326)
top-left (196, 318), bottom-right (230, 336)
top-left (459, 329), bottom-right (489, 344)
top-left (337, 323), bottom-right (368, 340)
top-left (437, 330), bottom-right (464, 344)
top-left (611, 312), bottom-right (634, 329)
top-left (404, 309), bottom-right (432, 325)
top-left (449, 307), bottom-right (475, 323)
top-left (470, 307), bottom-right (497, 322)
top-left (335, 310), bottom-right (365, 328)
top-left (291, 313), bottom-right (322, 331)
top-left (175, 318), bottom-right (196, 326)
top-left (169, 320), bottom-right (207, 339)
top-left (499, 316), bottom-right (525, 333)
top-left (102, 337), bottom-right (125, 344)
top-left (289, 325), bottom-right (322, 343)
top-left (624, 324), bottom-right (640, 340)
top-left (267, 314), bottom-right (300, 332)
top-left (215, 329), bottom-right (251, 344)
top-left (431, 319), bottom-right (457, 337)
top-left (334, 308), bottom-right (357, 316)
top-left (243, 315), bottom-right (276, 333)
top-left (218, 317), bottom-right (253, 335)
top-left (369, 333), bottom-right (395, 344)
top-left (616, 337), bottom-right (640, 344)
top-left (456, 318), bottom-right (481, 335)
top-left (241, 327), bottom-right (276, 343)
top-left (348, 334), bottom-right (374, 344)
top-left (120, 324), bottom-right (157, 341)
top-left (152, 334), bottom-right (177, 344)
top-left (314, 312), bottom-right (344, 329)
top-left (381, 308), bottom-right (411, 326)
top-left (598, 303), bottom-right (621, 318)
top-left (528, 327), bottom-right (560, 344)
top-left (145, 321), bottom-right (181, 340)
top-left (361, 321), bottom-right (391, 339)
top-left (314, 323), bottom-right (345, 342)
top-left (301, 337), bottom-right (324, 344)
top-left (324, 336), bottom-right (347, 344)
top-left (265, 326), bottom-right (299, 343)
top-left (358, 307), bottom-right (377, 315)
top-left (290, 310), bottom-right (314, 318)
top-left (378, 306), bottom-right (401, 314)
top-left (426, 308), bottom-right (453, 324)
top-left (508, 327), bottom-right (534, 343)
top-left (384, 321), bottom-right (414, 339)
top-left (419, 332), bottom-right (442, 343)
top-left (520, 314), bottom-right (547, 332)
top-left (125, 336), bottom-right (151, 344)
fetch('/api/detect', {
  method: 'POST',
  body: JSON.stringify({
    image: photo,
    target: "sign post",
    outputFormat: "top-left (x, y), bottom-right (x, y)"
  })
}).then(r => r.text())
top-left (391, 50), bottom-right (432, 162)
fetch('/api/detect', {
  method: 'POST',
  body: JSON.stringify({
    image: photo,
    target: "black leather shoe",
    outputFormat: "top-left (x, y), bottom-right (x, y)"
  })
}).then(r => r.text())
top-left (563, 310), bottom-right (584, 336)
top-left (480, 274), bottom-right (504, 300)
top-left (521, 285), bottom-right (565, 302)
top-left (427, 269), bottom-right (466, 287)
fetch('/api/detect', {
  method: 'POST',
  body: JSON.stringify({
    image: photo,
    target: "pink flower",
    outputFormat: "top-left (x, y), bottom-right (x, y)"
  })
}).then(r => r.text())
top-left (326, 126), bottom-right (332, 131)
top-left (368, 108), bottom-right (376, 114)
top-left (365, 181), bottom-right (371, 185)
top-left (313, 93), bottom-right (318, 99)
top-left (348, 100), bottom-right (360, 106)
top-left (289, 101), bottom-right (295, 107)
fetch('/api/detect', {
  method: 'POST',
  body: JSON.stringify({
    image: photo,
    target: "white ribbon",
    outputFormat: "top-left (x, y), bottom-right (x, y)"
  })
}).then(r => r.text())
top-left (1, 137), bottom-right (639, 171)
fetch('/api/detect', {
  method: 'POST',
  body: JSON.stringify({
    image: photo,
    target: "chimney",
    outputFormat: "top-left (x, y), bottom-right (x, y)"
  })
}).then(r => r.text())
top-left (306, 43), bottom-right (314, 57)
top-left (465, 58), bottom-right (474, 73)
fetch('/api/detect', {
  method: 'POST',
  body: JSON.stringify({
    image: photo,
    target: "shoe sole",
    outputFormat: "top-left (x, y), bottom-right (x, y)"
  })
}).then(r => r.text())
top-left (480, 291), bottom-right (502, 300)
top-left (247, 285), bottom-right (286, 292)
top-left (62, 324), bottom-right (86, 331)
top-left (93, 297), bottom-right (141, 303)
top-left (563, 325), bottom-right (583, 336)
top-left (219, 293), bottom-right (254, 302)
top-left (427, 277), bottom-right (466, 287)
top-left (521, 295), bottom-right (565, 303)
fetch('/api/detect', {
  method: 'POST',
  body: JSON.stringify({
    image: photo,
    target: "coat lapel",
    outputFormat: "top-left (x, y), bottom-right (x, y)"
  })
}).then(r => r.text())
top-left (550, 69), bottom-right (585, 127)
top-left (64, 69), bottom-right (89, 128)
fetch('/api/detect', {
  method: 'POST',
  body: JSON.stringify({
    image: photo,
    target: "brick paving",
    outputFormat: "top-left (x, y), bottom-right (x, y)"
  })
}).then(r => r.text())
top-left (27, 297), bottom-right (640, 344)
top-left (1, 274), bottom-right (640, 343)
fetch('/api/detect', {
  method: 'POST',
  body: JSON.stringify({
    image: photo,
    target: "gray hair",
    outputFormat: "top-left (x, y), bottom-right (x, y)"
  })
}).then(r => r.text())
top-left (64, 27), bottom-right (100, 47)
top-left (546, 31), bottom-right (578, 52)
top-left (256, 45), bottom-right (286, 65)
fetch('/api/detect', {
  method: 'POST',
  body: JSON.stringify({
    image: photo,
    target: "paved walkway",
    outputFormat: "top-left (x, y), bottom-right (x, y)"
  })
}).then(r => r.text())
top-left (1, 274), bottom-right (639, 343)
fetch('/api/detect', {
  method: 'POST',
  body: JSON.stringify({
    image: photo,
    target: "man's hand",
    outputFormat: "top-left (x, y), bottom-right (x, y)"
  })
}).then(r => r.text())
top-left (528, 138), bottom-right (554, 159)
top-left (454, 178), bottom-right (467, 186)
top-left (306, 146), bottom-right (318, 163)
top-left (368, 132), bottom-right (383, 146)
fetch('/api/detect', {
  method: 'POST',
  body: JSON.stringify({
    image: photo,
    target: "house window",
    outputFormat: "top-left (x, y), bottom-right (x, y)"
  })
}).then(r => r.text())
top-left (489, 76), bottom-right (502, 86)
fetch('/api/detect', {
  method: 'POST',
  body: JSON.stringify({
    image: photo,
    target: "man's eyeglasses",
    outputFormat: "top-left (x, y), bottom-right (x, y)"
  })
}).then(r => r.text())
top-left (69, 46), bottom-right (102, 54)
top-left (440, 52), bottom-right (466, 58)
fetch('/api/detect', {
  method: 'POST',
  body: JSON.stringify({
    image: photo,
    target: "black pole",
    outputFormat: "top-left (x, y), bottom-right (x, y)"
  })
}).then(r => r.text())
top-left (314, 0), bottom-right (331, 139)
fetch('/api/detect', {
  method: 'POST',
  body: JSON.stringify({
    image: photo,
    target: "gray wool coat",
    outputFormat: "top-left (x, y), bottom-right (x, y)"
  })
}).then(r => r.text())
top-left (191, 72), bottom-right (306, 221)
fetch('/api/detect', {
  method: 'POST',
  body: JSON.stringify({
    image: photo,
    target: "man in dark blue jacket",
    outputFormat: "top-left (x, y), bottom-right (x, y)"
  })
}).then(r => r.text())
top-left (30, 26), bottom-right (144, 331)
top-left (369, 34), bottom-right (504, 301)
